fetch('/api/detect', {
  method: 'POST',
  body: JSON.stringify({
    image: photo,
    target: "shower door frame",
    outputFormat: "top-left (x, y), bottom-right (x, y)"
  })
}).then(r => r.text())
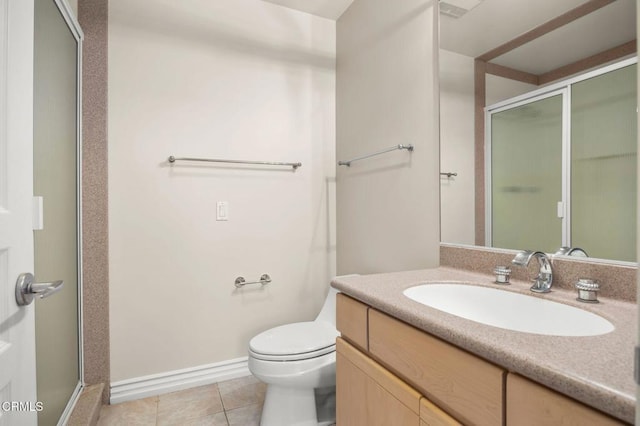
top-left (484, 56), bottom-right (637, 252)
top-left (485, 88), bottom-right (569, 250)
top-left (43, 0), bottom-right (85, 423)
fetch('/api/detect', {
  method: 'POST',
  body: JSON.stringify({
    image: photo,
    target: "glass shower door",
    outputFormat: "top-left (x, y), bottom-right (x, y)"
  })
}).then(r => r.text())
top-left (488, 92), bottom-right (564, 253)
top-left (33, 0), bottom-right (82, 424)
top-left (570, 64), bottom-right (637, 262)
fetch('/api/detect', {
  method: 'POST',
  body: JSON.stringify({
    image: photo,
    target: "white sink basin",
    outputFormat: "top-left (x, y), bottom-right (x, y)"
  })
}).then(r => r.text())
top-left (403, 283), bottom-right (614, 336)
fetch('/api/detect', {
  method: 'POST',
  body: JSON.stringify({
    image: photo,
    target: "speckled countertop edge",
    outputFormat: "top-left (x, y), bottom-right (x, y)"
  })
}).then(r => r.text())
top-left (331, 267), bottom-right (637, 424)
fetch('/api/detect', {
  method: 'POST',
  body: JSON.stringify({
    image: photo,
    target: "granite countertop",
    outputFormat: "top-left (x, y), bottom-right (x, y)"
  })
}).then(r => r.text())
top-left (331, 267), bottom-right (637, 424)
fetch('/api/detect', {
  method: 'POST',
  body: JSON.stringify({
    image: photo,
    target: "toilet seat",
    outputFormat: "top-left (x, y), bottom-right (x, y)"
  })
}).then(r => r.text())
top-left (249, 321), bottom-right (338, 361)
top-left (248, 287), bottom-right (342, 426)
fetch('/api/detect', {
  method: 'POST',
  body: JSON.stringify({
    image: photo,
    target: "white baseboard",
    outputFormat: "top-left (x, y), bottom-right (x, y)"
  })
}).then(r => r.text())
top-left (110, 357), bottom-right (250, 404)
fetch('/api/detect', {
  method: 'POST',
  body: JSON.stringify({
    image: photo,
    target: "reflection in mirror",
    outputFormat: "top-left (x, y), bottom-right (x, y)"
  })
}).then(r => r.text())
top-left (489, 92), bottom-right (563, 253)
top-left (555, 247), bottom-right (588, 257)
top-left (439, 0), bottom-right (637, 263)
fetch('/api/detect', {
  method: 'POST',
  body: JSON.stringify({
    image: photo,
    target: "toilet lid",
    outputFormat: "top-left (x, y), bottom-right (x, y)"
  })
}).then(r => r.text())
top-left (249, 321), bottom-right (338, 360)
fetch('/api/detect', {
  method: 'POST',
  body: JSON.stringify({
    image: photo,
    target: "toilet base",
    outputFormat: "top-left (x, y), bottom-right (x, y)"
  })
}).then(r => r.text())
top-left (260, 385), bottom-right (317, 426)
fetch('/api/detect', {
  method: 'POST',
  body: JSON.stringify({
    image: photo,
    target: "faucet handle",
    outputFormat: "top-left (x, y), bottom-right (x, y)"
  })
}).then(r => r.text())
top-left (493, 266), bottom-right (511, 284)
top-left (575, 279), bottom-right (600, 303)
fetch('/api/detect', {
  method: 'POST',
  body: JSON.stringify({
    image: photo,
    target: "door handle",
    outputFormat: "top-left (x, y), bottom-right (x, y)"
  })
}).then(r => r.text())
top-left (15, 272), bottom-right (64, 306)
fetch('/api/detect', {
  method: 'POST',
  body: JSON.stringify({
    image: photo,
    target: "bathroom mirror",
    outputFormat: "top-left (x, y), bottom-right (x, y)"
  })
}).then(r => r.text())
top-left (439, 0), bottom-right (637, 263)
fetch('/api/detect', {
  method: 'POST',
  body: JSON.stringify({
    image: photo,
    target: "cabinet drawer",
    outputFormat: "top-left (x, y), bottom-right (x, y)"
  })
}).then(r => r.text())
top-left (336, 293), bottom-right (369, 351)
top-left (420, 397), bottom-right (462, 426)
top-left (506, 373), bottom-right (627, 426)
top-left (369, 309), bottom-right (505, 426)
top-left (337, 338), bottom-right (420, 426)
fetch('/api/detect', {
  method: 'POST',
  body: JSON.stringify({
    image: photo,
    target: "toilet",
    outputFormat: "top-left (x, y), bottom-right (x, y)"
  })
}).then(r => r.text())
top-left (248, 286), bottom-right (340, 426)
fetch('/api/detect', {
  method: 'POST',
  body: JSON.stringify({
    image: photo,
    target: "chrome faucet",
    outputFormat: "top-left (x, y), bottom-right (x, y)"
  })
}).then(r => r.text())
top-left (554, 246), bottom-right (588, 257)
top-left (512, 250), bottom-right (553, 293)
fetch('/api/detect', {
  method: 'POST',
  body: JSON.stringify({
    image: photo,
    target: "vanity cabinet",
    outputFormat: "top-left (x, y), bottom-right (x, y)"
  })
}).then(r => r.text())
top-left (420, 397), bottom-right (462, 426)
top-left (336, 291), bottom-right (368, 351)
top-left (337, 338), bottom-right (421, 425)
top-left (335, 293), bottom-right (629, 426)
top-left (506, 373), bottom-right (625, 426)
top-left (368, 309), bottom-right (504, 425)
top-left (336, 294), bottom-right (476, 426)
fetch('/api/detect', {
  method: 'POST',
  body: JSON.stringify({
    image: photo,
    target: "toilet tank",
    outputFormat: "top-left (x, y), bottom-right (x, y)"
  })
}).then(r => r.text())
top-left (315, 286), bottom-right (339, 326)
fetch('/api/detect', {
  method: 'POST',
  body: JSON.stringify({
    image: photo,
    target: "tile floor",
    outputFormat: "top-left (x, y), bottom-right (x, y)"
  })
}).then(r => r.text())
top-left (97, 375), bottom-right (266, 426)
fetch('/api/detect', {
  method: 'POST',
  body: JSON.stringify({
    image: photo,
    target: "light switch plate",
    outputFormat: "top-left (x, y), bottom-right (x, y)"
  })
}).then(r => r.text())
top-left (217, 201), bottom-right (228, 221)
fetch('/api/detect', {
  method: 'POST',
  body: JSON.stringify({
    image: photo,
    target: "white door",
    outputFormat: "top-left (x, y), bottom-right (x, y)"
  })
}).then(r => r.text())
top-left (0, 1), bottom-right (38, 425)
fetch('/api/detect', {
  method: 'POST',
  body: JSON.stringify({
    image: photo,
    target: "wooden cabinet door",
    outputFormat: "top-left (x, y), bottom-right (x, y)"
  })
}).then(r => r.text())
top-left (506, 374), bottom-right (627, 426)
top-left (337, 338), bottom-right (420, 426)
top-left (368, 309), bottom-right (505, 426)
top-left (420, 397), bottom-right (462, 426)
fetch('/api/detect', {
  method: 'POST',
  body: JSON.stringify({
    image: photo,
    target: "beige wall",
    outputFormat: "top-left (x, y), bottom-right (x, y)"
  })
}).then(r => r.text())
top-left (108, 0), bottom-right (336, 381)
top-left (439, 49), bottom-right (475, 245)
top-left (336, 0), bottom-right (440, 275)
top-left (486, 74), bottom-right (537, 107)
top-left (439, 49), bottom-right (537, 246)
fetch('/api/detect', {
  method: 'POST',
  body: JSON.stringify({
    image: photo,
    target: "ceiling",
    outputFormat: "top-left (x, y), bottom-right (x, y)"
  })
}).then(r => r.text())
top-left (440, 0), bottom-right (636, 74)
top-left (260, 0), bottom-right (636, 74)
top-left (261, 0), bottom-right (355, 20)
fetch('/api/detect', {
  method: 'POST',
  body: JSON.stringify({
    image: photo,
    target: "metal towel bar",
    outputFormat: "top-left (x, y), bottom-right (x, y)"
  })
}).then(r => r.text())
top-left (168, 156), bottom-right (302, 170)
top-left (235, 274), bottom-right (272, 288)
top-left (338, 144), bottom-right (413, 167)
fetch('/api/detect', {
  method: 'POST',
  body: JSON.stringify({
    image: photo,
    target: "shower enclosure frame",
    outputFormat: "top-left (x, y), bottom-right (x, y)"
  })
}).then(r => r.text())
top-left (43, 0), bottom-right (85, 423)
top-left (484, 56), bottom-right (637, 258)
